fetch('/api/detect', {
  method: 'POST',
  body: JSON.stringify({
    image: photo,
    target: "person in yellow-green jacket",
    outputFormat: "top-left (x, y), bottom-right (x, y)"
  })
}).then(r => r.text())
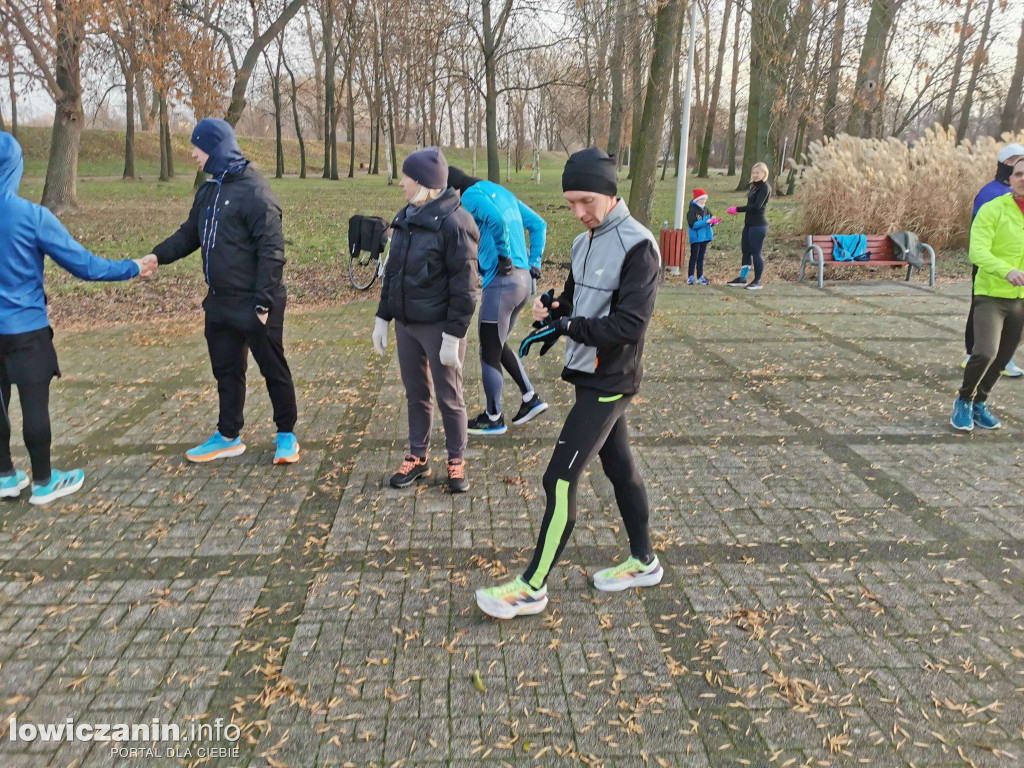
top-left (951, 158), bottom-right (1024, 431)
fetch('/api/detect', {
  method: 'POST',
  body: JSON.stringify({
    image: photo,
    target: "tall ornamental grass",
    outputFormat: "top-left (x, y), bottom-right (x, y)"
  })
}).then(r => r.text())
top-left (801, 126), bottom-right (1024, 250)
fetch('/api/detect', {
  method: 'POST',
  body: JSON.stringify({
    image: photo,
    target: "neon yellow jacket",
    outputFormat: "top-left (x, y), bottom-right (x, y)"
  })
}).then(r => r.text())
top-left (971, 194), bottom-right (1024, 298)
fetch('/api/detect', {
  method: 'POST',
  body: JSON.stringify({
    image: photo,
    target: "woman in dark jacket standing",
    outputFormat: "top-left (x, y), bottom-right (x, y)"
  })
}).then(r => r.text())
top-left (726, 161), bottom-right (771, 290)
top-left (371, 147), bottom-right (480, 492)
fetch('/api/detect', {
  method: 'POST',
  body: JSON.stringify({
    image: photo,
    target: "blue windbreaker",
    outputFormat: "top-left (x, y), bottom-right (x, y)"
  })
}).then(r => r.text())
top-left (459, 181), bottom-right (546, 289)
top-left (0, 132), bottom-right (139, 335)
top-left (973, 179), bottom-right (1011, 219)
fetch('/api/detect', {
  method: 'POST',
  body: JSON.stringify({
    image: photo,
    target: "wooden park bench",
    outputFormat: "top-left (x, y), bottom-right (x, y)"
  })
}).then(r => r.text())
top-left (799, 235), bottom-right (935, 289)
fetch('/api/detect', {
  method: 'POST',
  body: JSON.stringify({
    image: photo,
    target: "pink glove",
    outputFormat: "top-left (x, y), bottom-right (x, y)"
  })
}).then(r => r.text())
top-left (709, 217), bottom-right (722, 225)
top-left (726, 207), bottom-right (738, 216)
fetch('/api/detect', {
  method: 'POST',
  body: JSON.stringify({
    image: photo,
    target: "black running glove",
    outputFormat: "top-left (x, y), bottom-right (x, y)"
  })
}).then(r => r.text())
top-left (519, 316), bottom-right (575, 358)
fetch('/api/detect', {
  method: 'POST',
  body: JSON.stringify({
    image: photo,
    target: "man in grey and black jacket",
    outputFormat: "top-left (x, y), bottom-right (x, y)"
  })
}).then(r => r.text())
top-left (475, 146), bottom-right (663, 619)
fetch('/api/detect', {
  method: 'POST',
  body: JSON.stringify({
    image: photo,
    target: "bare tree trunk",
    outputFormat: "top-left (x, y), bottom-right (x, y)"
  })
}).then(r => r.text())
top-left (134, 72), bottom-right (149, 131)
top-left (284, 57), bottom-right (307, 178)
top-left (726, 0), bottom-right (741, 175)
top-left (304, 4), bottom-right (324, 141)
top-left (346, 55), bottom-right (356, 178)
top-left (627, 17), bottom-right (647, 179)
top-left (956, 0), bottom-right (995, 142)
top-left (739, 0), bottom-right (786, 187)
top-left (1000, 14), bottom-right (1024, 135)
top-left (3, 35), bottom-right (17, 137)
top-left (698, 0), bottom-right (733, 176)
top-left (607, 0), bottom-right (625, 158)
top-left (158, 92), bottom-right (175, 181)
top-left (323, 9), bottom-right (336, 179)
top-left (122, 66), bottom-right (137, 180)
top-left (846, 0), bottom-right (901, 138)
top-left (41, 2), bottom-right (85, 214)
top-left (821, 0), bottom-right (846, 137)
top-left (941, 0), bottom-right (974, 128)
top-left (627, 0), bottom-right (684, 226)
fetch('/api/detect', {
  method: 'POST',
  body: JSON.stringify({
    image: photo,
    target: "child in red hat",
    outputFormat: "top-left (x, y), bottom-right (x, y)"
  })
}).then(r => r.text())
top-left (686, 189), bottom-right (721, 284)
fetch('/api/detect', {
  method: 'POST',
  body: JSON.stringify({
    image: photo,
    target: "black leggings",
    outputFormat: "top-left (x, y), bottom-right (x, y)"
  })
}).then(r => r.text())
top-left (523, 388), bottom-right (652, 589)
top-left (965, 265), bottom-right (979, 355)
top-left (0, 380), bottom-right (52, 483)
top-left (741, 225), bottom-right (768, 282)
top-left (480, 324), bottom-right (532, 414)
top-left (688, 241), bottom-right (708, 278)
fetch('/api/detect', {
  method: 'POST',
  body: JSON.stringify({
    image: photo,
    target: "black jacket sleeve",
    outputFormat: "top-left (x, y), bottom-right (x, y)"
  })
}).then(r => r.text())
top-left (566, 240), bottom-right (659, 347)
top-left (686, 205), bottom-right (699, 229)
top-left (736, 183), bottom-right (770, 214)
top-left (152, 197), bottom-right (202, 264)
top-left (442, 219), bottom-right (480, 338)
top-left (552, 268), bottom-right (575, 318)
top-left (246, 185), bottom-right (286, 310)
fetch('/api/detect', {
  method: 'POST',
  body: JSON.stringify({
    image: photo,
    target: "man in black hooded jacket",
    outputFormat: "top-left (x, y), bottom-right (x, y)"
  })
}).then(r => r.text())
top-left (147, 118), bottom-right (299, 465)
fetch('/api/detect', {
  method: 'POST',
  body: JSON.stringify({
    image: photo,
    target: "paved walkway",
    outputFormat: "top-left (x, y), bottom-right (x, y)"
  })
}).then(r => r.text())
top-left (1, 280), bottom-right (1022, 768)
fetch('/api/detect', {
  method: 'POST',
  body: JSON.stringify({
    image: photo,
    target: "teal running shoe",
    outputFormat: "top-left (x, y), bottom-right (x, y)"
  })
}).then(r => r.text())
top-left (0, 470), bottom-right (30, 498)
top-left (29, 468), bottom-right (85, 505)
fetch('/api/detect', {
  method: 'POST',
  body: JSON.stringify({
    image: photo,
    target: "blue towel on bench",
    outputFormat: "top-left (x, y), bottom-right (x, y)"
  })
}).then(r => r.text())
top-left (831, 234), bottom-right (870, 262)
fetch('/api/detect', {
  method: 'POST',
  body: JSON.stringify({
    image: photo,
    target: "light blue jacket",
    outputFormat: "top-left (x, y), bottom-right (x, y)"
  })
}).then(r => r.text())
top-left (460, 181), bottom-right (546, 289)
top-left (0, 132), bottom-right (139, 335)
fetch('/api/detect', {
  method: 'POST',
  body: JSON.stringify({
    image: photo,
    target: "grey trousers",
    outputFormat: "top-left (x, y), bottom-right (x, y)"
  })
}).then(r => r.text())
top-left (960, 295), bottom-right (1024, 403)
top-left (395, 320), bottom-right (468, 459)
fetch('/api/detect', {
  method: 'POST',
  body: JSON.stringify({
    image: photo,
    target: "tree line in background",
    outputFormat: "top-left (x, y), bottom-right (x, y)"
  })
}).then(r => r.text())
top-left (1, 0), bottom-right (1023, 228)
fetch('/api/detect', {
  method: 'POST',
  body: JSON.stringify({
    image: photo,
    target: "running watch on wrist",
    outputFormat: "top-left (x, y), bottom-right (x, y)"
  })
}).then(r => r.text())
top-left (255, 305), bottom-right (269, 314)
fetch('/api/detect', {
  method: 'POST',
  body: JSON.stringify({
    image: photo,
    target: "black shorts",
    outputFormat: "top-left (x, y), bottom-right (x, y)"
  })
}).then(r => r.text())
top-left (0, 327), bottom-right (61, 385)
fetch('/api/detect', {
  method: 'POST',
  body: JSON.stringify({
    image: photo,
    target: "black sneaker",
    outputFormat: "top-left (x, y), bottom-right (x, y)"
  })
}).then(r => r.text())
top-left (389, 454), bottom-right (431, 488)
top-left (512, 395), bottom-right (549, 425)
top-left (745, 281), bottom-right (763, 290)
top-left (447, 458), bottom-right (470, 493)
top-left (467, 412), bottom-right (507, 435)
top-left (726, 276), bottom-right (748, 287)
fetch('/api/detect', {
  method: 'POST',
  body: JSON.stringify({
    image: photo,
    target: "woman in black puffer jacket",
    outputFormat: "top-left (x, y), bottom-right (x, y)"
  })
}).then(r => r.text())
top-left (371, 147), bottom-right (480, 493)
top-left (726, 161), bottom-right (772, 290)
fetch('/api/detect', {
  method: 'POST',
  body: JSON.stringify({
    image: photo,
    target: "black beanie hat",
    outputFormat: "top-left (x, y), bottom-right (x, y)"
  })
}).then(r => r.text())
top-left (402, 146), bottom-right (448, 189)
top-left (562, 146), bottom-right (618, 196)
top-left (447, 166), bottom-right (480, 194)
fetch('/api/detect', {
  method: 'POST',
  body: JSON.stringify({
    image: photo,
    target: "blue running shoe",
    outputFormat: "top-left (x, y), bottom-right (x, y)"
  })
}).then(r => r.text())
top-left (0, 470), bottom-right (30, 498)
top-left (972, 401), bottom-right (1001, 429)
top-left (697, 276), bottom-right (709, 285)
top-left (950, 397), bottom-right (973, 431)
top-left (186, 432), bottom-right (246, 463)
top-left (29, 468), bottom-right (85, 505)
top-left (273, 432), bottom-right (300, 464)
top-left (686, 275), bottom-right (695, 285)
top-left (467, 412), bottom-right (507, 436)
top-left (1002, 359), bottom-right (1024, 377)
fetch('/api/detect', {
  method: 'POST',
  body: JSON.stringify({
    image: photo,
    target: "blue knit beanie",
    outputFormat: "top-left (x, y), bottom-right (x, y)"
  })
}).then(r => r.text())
top-left (402, 146), bottom-right (448, 190)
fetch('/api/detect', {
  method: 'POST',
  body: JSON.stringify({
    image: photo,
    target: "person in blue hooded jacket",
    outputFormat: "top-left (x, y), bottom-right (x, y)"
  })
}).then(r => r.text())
top-left (447, 167), bottom-right (549, 435)
top-left (0, 132), bottom-right (154, 505)
top-left (145, 118), bottom-right (299, 465)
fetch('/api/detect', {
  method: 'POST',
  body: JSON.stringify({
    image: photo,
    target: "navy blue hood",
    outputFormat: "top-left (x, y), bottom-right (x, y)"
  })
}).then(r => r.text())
top-left (191, 118), bottom-right (246, 177)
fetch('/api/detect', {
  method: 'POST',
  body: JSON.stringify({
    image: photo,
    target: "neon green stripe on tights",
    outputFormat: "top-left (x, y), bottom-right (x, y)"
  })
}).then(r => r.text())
top-left (529, 478), bottom-right (570, 589)
top-left (598, 394), bottom-right (623, 402)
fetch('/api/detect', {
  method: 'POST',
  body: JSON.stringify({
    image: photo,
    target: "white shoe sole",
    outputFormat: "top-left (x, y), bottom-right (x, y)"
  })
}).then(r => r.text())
top-left (29, 475), bottom-right (85, 505)
top-left (512, 401), bottom-right (549, 426)
top-left (949, 418), bottom-right (973, 432)
top-left (594, 566), bottom-right (664, 593)
top-left (973, 420), bottom-right (1001, 430)
top-left (187, 445), bottom-right (246, 463)
top-left (475, 590), bottom-right (548, 620)
top-left (467, 426), bottom-right (508, 436)
top-left (0, 476), bottom-right (30, 498)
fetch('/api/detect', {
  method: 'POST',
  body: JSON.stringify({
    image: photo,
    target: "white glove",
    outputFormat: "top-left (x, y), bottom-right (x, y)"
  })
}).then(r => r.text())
top-left (372, 317), bottom-right (390, 356)
top-left (439, 332), bottom-right (462, 369)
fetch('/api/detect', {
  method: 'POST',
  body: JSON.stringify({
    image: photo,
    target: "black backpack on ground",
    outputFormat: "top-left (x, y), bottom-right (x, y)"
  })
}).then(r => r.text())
top-left (348, 215), bottom-right (388, 260)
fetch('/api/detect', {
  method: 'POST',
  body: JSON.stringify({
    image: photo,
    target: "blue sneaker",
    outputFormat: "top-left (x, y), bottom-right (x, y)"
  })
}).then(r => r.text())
top-left (697, 276), bottom-right (709, 285)
top-left (972, 401), bottom-right (1001, 430)
top-left (29, 468), bottom-right (85, 505)
top-left (1002, 360), bottom-right (1024, 377)
top-left (186, 432), bottom-right (246, 463)
top-left (686, 275), bottom-right (695, 285)
top-left (467, 412), bottom-right (507, 435)
top-left (273, 432), bottom-right (300, 464)
top-left (0, 470), bottom-right (30, 498)
top-left (950, 397), bottom-right (974, 431)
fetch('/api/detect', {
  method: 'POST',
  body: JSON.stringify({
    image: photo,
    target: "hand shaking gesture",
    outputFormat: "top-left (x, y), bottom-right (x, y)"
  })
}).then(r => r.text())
top-left (133, 254), bottom-right (158, 279)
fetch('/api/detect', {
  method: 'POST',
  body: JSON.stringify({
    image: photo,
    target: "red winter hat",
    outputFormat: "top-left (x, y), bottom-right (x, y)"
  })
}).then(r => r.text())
top-left (692, 188), bottom-right (708, 200)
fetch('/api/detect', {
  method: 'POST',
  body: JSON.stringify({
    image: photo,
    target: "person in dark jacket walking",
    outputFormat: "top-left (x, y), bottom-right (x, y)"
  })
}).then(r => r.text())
top-left (372, 147), bottom-right (480, 493)
top-left (961, 143), bottom-right (1024, 377)
top-left (447, 166), bottom-right (549, 436)
top-left (726, 161), bottom-right (771, 290)
top-left (0, 132), bottom-right (156, 505)
top-left (147, 118), bottom-right (299, 465)
top-left (475, 147), bottom-right (662, 619)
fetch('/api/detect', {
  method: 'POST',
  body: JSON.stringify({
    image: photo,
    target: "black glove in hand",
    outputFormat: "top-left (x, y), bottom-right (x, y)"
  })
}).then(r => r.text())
top-left (519, 316), bottom-right (575, 358)
top-left (497, 256), bottom-right (514, 276)
top-left (529, 266), bottom-right (542, 280)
